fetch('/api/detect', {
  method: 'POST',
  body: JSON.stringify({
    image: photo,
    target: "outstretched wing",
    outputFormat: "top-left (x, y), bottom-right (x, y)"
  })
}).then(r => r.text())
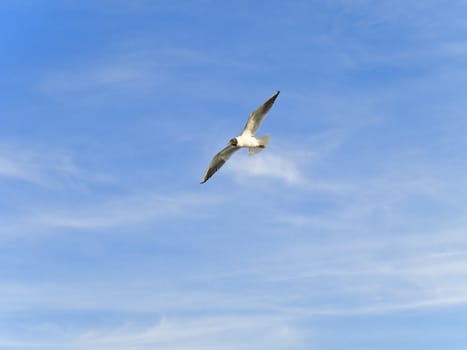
top-left (241, 90), bottom-right (280, 136)
top-left (200, 144), bottom-right (240, 184)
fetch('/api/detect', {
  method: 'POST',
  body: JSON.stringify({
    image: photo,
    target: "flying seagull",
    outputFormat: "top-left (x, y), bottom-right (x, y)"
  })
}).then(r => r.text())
top-left (200, 90), bottom-right (280, 184)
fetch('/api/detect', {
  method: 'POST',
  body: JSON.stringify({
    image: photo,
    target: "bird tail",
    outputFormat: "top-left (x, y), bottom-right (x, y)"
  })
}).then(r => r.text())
top-left (258, 134), bottom-right (271, 147)
top-left (248, 135), bottom-right (271, 155)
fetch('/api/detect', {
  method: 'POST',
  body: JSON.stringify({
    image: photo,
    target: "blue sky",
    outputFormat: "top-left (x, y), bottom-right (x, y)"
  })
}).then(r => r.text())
top-left (2, 0), bottom-right (467, 349)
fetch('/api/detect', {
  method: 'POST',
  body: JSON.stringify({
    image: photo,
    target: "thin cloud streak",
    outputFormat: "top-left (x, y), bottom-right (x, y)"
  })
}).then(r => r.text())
top-left (74, 315), bottom-right (304, 350)
top-left (22, 192), bottom-right (219, 232)
top-left (0, 142), bottom-right (99, 187)
top-left (243, 224), bottom-right (467, 315)
top-left (0, 314), bottom-right (306, 350)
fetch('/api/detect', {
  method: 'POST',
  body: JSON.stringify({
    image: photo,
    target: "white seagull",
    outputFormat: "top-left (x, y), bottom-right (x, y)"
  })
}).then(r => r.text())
top-left (201, 90), bottom-right (280, 184)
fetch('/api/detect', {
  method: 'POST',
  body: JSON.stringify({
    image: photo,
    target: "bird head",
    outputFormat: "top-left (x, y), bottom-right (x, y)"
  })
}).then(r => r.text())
top-left (229, 138), bottom-right (238, 146)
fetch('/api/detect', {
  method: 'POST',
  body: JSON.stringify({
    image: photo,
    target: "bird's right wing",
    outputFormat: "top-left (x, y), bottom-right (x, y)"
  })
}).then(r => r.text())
top-left (200, 144), bottom-right (240, 184)
top-left (241, 90), bottom-right (280, 136)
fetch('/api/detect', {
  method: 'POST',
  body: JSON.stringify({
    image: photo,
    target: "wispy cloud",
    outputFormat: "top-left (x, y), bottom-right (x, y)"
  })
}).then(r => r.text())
top-left (227, 151), bottom-right (350, 194)
top-left (31, 192), bottom-right (217, 230)
top-left (228, 146), bottom-right (467, 316)
top-left (73, 315), bottom-right (304, 350)
top-left (232, 225), bottom-right (467, 317)
top-left (0, 191), bottom-right (219, 238)
top-left (0, 142), bottom-right (100, 187)
top-left (0, 313), bottom-right (305, 350)
top-left (227, 152), bottom-right (304, 185)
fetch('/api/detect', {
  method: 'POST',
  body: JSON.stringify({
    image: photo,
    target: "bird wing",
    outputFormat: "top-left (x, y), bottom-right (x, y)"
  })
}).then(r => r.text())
top-left (241, 90), bottom-right (280, 136)
top-left (200, 144), bottom-right (240, 184)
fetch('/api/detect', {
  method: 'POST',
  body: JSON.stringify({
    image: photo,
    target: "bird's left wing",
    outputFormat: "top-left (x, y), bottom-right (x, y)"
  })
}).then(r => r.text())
top-left (200, 144), bottom-right (240, 184)
top-left (241, 90), bottom-right (280, 136)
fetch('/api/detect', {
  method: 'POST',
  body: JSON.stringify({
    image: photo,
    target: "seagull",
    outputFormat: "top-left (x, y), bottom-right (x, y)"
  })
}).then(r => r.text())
top-left (200, 90), bottom-right (280, 184)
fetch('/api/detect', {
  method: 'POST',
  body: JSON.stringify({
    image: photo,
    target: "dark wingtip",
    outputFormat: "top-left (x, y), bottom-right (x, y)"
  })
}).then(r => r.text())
top-left (271, 90), bottom-right (280, 100)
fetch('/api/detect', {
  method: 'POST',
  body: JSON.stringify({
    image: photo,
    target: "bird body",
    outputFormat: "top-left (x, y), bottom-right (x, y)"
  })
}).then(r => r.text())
top-left (235, 134), bottom-right (265, 148)
top-left (200, 91), bottom-right (280, 184)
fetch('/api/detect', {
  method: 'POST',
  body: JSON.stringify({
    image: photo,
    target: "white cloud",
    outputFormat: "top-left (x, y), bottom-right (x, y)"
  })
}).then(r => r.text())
top-left (242, 224), bottom-right (467, 316)
top-left (73, 315), bottom-right (304, 350)
top-left (0, 192), bottom-right (218, 237)
top-left (0, 142), bottom-right (96, 187)
top-left (31, 192), bottom-right (217, 230)
top-left (0, 313), bottom-right (305, 350)
top-left (259, 150), bottom-right (467, 315)
top-left (224, 143), bottom-right (352, 194)
top-left (228, 152), bottom-right (303, 185)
